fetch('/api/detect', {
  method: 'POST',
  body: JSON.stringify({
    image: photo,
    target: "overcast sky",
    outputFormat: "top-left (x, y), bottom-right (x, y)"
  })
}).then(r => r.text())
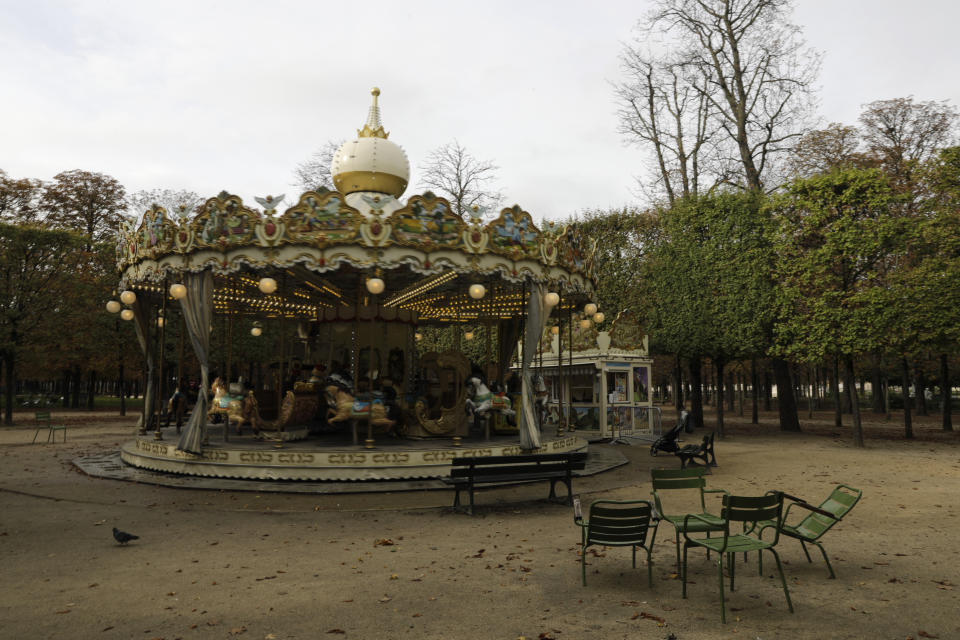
top-left (3, 0), bottom-right (959, 220)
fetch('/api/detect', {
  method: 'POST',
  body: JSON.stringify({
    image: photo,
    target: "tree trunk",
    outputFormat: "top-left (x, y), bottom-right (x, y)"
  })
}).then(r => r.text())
top-left (737, 371), bottom-right (744, 417)
top-left (674, 354), bottom-right (684, 411)
top-left (71, 365), bottom-right (81, 408)
top-left (902, 357), bottom-right (913, 439)
top-left (845, 355), bottom-right (865, 447)
top-left (763, 367), bottom-right (772, 412)
top-left (62, 369), bottom-right (71, 408)
top-left (86, 370), bottom-right (96, 411)
top-left (119, 362), bottom-right (126, 417)
top-left (715, 360), bottom-right (725, 437)
top-left (689, 356), bottom-right (704, 430)
top-left (2, 355), bottom-right (13, 426)
top-left (726, 371), bottom-right (735, 413)
top-left (807, 367), bottom-right (814, 419)
top-left (751, 358), bottom-right (758, 424)
top-left (916, 364), bottom-right (928, 415)
top-left (871, 365), bottom-right (884, 413)
top-left (941, 353), bottom-right (953, 431)
top-left (773, 358), bottom-right (801, 432)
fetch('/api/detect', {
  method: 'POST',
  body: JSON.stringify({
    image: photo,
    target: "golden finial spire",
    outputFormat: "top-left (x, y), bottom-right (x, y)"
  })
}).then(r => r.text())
top-left (358, 86), bottom-right (389, 139)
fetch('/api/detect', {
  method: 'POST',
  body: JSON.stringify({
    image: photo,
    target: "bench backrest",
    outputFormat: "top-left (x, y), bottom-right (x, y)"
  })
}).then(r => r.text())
top-left (449, 452), bottom-right (587, 478)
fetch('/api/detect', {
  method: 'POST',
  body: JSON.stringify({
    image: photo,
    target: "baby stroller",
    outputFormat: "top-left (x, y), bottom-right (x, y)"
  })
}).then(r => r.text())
top-left (650, 410), bottom-right (689, 456)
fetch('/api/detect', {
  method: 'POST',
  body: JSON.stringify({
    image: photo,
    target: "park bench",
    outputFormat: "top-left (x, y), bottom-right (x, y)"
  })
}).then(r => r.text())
top-left (32, 411), bottom-right (67, 444)
top-left (676, 431), bottom-right (717, 469)
top-left (444, 451), bottom-right (588, 515)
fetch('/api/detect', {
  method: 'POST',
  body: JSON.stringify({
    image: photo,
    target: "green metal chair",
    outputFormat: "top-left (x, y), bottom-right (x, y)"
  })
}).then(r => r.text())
top-left (32, 411), bottom-right (66, 444)
top-left (756, 485), bottom-right (862, 579)
top-left (651, 467), bottom-right (727, 573)
top-left (682, 492), bottom-right (793, 624)
top-left (574, 498), bottom-right (659, 588)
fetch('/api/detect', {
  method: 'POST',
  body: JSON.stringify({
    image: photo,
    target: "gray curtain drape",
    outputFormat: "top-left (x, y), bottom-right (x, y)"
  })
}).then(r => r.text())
top-left (132, 297), bottom-right (154, 431)
top-left (519, 283), bottom-right (547, 450)
top-left (497, 320), bottom-right (522, 388)
top-left (177, 272), bottom-right (214, 454)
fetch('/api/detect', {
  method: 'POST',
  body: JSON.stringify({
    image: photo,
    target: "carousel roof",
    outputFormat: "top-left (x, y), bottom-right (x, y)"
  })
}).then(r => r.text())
top-left (117, 89), bottom-right (597, 323)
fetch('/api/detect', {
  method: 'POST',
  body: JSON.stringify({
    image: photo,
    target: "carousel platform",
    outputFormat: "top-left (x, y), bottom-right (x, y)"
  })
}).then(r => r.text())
top-left (113, 423), bottom-right (592, 483)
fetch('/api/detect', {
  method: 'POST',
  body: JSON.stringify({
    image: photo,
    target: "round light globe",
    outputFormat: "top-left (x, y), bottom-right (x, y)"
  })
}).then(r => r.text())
top-left (258, 277), bottom-right (277, 294)
top-left (366, 277), bottom-right (385, 295)
top-left (579, 318), bottom-right (592, 330)
top-left (169, 283), bottom-right (187, 299)
top-left (468, 283), bottom-right (486, 300)
top-left (414, 332), bottom-right (422, 341)
top-left (551, 325), bottom-right (560, 335)
top-left (120, 309), bottom-right (134, 321)
top-left (544, 292), bottom-right (560, 307)
top-left (105, 300), bottom-right (121, 314)
top-left (156, 317), bottom-right (165, 328)
top-left (120, 290), bottom-right (137, 305)
top-left (593, 312), bottom-right (605, 324)
top-left (584, 303), bottom-right (598, 316)
top-left (251, 327), bottom-right (262, 337)
top-left (464, 331), bottom-right (475, 341)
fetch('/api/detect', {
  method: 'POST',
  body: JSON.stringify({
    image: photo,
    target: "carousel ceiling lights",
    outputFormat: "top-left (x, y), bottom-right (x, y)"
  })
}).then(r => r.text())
top-left (414, 332), bottom-right (422, 341)
top-left (105, 300), bottom-right (121, 313)
top-left (120, 309), bottom-right (134, 321)
top-left (544, 291), bottom-right (560, 307)
top-left (120, 290), bottom-right (137, 305)
top-left (468, 283), bottom-right (486, 300)
top-left (251, 321), bottom-right (263, 337)
top-left (156, 311), bottom-right (165, 328)
top-left (593, 312), bottom-right (605, 324)
top-left (258, 277), bottom-right (278, 294)
top-left (580, 318), bottom-right (591, 330)
top-left (464, 331), bottom-right (475, 340)
top-left (584, 302), bottom-right (598, 316)
top-left (169, 283), bottom-right (187, 299)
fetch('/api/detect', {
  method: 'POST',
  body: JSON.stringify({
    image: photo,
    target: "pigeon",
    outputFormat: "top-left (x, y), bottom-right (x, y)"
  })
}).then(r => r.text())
top-left (113, 527), bottom-right (139, 545)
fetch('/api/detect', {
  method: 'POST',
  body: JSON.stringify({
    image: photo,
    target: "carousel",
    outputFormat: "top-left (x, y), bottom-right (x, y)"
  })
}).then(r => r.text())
top-left (110, 88), bottom-right (600, 481)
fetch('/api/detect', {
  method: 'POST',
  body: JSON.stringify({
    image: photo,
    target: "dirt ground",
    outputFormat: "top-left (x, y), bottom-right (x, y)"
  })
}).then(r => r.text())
top-left (1, 407), bottom-right (958, 640)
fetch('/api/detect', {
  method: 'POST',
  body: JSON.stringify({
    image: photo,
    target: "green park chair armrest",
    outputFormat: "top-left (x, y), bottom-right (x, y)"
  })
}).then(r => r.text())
top-left (681, 512), bottom-right (726, 549)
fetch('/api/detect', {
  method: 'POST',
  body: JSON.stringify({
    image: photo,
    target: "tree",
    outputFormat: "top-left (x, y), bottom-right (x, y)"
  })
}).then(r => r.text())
top-left (859, 97), bottom-right (958, 192)
top-left (615, 49), bottom-right (730, 204)
top-left (789, 123), bottom-right (869, 177)
top-left (771, 168), bottom-right (904, 447)
top-left (0, 224), bottom-right (86, 424)
top-left (637, 191), bottom-right (774, 432)
top-left (292, 140), bottom-right (344, 193)
top-left (127, 188), bottom-right (201, 221)
top-left (647, 0), bottom-right (820, 192)
top-left (41, 170), bottom-right (126, 249)
top-left (0, 170), bottom-right (43, 223)
top-left (417, 141), bottom-right (501, 217)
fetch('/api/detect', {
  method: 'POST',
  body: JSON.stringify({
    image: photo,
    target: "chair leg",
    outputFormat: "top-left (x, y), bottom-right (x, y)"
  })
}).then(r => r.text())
top-left (814, 541), bottom-right (836, 579)
top-left (32, 429), bottom-right (41, 444)
top-left (717, 554), bottom-right (727, 624)
top-left (799, 539), bottom-right (813, 563)
top-left (681, 544), bottom-right (689, 598)
top-left (581, 543), bottom-right (587, 586)
top-left (646, 546), bottom-right (653, 588)
top-left (768, 548), bottom-right (794, 614)
top-left (631, 545), bottom-right (637, 569)
top-left (674, 529), bottom-right (682, 574)
top-left (728, 552), bottom-right (735, 591)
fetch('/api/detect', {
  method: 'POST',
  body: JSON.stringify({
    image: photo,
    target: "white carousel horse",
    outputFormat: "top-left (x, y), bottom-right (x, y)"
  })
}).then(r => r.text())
top-left (532, 373), bottom-right (550, 425)
top-left (465, 377), bottom-right (516, 418)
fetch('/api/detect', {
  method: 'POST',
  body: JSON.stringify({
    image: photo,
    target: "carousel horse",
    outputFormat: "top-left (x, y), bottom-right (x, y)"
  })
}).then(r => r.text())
top-left (325, 383), bottom-right (398, 435)
top-left (465, 377), bottom-right (516, 419)
top-left (533, 373), bottom-right (550, 423)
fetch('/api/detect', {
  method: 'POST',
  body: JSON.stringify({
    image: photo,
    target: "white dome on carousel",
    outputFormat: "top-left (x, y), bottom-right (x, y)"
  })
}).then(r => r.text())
top-left (331, 87), bottom-right (410, 198)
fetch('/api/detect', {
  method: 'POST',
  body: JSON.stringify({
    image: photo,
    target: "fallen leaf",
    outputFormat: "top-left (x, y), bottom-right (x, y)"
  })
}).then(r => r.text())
top-left (374, 538), bottom-right (394, 546)
top-left (918, 632), bottom-right (939, 639)
top-left (379, 596), bottom-right (393, 603)
top-left (327, 630), bottom-right (346, 635)
top-left (230, 626), bottom-right (247, 635)
top-left (639, 612), bottom-right (665, 624)
top-left (390, 574), bottom-right (399, 580)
